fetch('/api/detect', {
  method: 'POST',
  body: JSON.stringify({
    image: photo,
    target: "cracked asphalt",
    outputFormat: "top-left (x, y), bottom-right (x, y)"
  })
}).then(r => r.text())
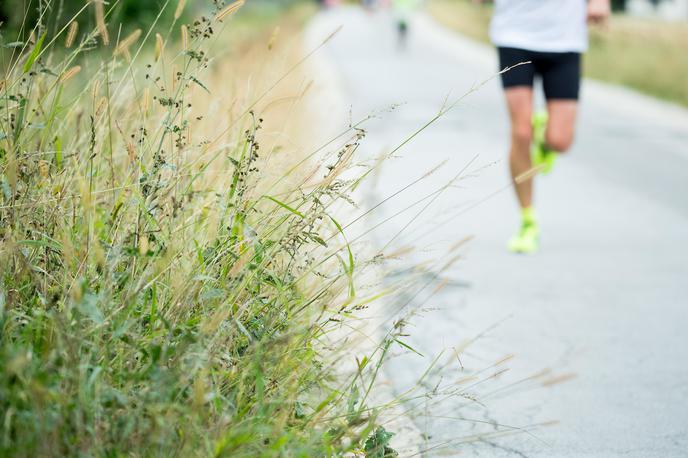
top-left (307, 7), bottom-right (688, 457)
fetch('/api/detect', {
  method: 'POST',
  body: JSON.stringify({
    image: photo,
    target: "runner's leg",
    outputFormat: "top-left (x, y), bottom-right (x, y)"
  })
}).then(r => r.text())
top-left (506, 87), bottom-right (541, 253)
top-left (506, 87), bottom-right (535, 208)
top-left (542, 52), bottom-right (581, 153)
top-left (500, 48), bottom-right (540, 253)
top-left (545, 100), bottom-right (578, 153)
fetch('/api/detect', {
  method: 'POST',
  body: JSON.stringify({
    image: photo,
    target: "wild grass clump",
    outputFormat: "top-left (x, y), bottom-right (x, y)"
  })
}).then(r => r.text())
top-left (0, 2), bottom-right (399, 456)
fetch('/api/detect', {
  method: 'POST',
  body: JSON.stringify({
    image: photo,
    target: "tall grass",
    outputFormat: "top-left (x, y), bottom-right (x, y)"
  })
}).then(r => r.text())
top-left (0, 1), bottom-right (404, 456)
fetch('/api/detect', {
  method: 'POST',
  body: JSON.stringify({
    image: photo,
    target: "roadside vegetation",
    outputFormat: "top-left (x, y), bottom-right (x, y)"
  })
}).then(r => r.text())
top-left (0, 1), bottom-right (408, 456)
top-left (0, 0), bottom-right (568, 455)
top-left (428, 0), bottom-right (688, 107)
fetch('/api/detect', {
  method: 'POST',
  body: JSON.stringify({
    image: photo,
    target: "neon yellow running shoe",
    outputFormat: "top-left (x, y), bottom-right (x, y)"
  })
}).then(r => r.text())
top-left (508, 220), bottom-right (540, 254)
top-left (531, 111), bottom-right (556, 175)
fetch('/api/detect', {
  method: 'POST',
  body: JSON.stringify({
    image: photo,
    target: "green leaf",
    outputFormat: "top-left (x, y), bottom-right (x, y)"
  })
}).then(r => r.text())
top-left (40, 68), bottom-right (58, 77)
top-left (357, 356), bottom-right (368, 372)
top-left (78, 293), bottom-right (105, 325)
top-left (314, 389), bottom-right (340, 413)
top-left (265, 196), bottom-right (305, 218)
top-left (13, 97), bottom-right (26, 140)
top-left (312, 235), bottom-right (327, 247)
top-left (17, 238), bottom-right (62, 252)
top-left (364, 427), bottom-right (398, 458)
top-left (346, 385), bottom-right (360, 420)
top-left (200, 288), bottom-right (224, 302)
top-left (54, 136), bottom-right (63, 170)
top-left (1, 179), bottom-right (11, 201)
top-left (190, 76), bottom-right (211, 94)
top-left (394, 338), bottom-right (424, 357)
top-left (329, 214), bottom-right (355, 297)
top-left (23, 33), bottom-right (46, 73)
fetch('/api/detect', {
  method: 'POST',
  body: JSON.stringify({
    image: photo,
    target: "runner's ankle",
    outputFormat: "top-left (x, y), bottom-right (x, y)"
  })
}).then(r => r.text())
top-left (521, 206), bottom-right (537, 225)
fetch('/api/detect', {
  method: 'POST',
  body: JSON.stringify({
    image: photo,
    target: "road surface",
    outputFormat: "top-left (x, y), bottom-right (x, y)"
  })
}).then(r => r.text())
top-left (307, 7), bottom-right (688, 457)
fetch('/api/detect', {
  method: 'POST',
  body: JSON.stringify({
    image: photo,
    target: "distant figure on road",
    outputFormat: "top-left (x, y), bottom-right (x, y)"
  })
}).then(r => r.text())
top-left (484, 0), bottom-right (610, 253)
top-left (393, 0), bottom-right (421, 48)
top-left (316, 0), bottom-right (340, 8)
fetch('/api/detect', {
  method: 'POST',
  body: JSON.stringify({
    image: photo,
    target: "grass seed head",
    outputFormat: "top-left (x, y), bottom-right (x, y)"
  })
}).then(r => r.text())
top-left (95, 96), bottom-right (107, 116)
top-left (114, 29), bottom-right (142, 57)
top-left (175, 0), bottom-right (187, 20)
top-left (94, 0), bottom-right (109, 45)
top-left (181, 24), bottom-right (189, 51)
top-left (126, 141), bottom-right (137, 164)
top-left (142, 87), bottom-right (151, 113)
top-left (155, 33), bottom-right (164, 61)
top-left (65, 21), bottom-right (79, 48)
top-left (268, 26), bottom-right (280, 51)
top-left (214, 0), bottom-right (245, 22)
top-left (38, 160), bottom-right (50, 178)
top-left (59, 65), bottom-right (81, 83)
top-left (91, 79), bottom-right (101, 99)
top-left (138, 235), bottom-right (149, 256)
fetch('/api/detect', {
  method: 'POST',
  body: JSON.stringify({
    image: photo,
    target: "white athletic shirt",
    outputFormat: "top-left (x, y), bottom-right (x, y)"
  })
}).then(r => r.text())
top-left (490, 0), bottom-right (588, 53)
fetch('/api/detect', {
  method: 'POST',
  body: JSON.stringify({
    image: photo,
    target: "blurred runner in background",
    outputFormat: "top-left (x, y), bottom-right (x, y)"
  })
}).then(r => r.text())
top-left (316, 0), bottom-right (341, 8)
top-left (393, 0), bottom-right (421, 48)
top-left (483, 0), bottom-right (611, 253)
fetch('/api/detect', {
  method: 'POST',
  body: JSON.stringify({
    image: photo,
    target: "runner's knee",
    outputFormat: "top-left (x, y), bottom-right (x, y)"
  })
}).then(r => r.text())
top-left (511, 124), bottom-right (533, 150)
top-left (546, 130), bottom-right (574, 152)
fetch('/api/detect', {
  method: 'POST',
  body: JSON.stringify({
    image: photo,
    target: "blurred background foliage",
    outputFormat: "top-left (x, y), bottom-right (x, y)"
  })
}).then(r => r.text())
top-left (0, 0), bottom-right (174, 39)
top-left (0, 0), bottom-right (305, 41)
top-left (612, 0), bottom-right (628, 10)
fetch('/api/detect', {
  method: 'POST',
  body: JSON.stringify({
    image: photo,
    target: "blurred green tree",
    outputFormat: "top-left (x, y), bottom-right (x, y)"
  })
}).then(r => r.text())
top-left (612, 0), bottom-right (628, 10)
top-left (0, 0), bottom-right (175, 40)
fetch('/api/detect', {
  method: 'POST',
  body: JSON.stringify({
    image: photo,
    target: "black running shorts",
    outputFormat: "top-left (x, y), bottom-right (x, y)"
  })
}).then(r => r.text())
top-left (498, 47), bottom-right (581, 100)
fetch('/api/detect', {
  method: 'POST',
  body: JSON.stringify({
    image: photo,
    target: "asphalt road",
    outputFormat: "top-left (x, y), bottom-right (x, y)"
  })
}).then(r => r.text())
top-left (307, 7), bottom-right (688, 457)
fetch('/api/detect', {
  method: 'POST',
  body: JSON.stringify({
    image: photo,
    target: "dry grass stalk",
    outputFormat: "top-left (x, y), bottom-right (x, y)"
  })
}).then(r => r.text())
top-left (229, 248), bottom-right (254, 276)
top-left (320, 142), bottom-right (356, 188)
top-left (448, 236), bottom-right (474, 253)
top-left (432, 278), bottom-right (449, 295)
top-left (542, 373), bottom-right (577, 387)
top-left (515, 166), bottom-right (540, 184)
top-left (494, 354), bottom-right (515, 367)
top-left (142, 87), bottom-right (150, 113)
top-left (383, 245), bottom-right (415, 260)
